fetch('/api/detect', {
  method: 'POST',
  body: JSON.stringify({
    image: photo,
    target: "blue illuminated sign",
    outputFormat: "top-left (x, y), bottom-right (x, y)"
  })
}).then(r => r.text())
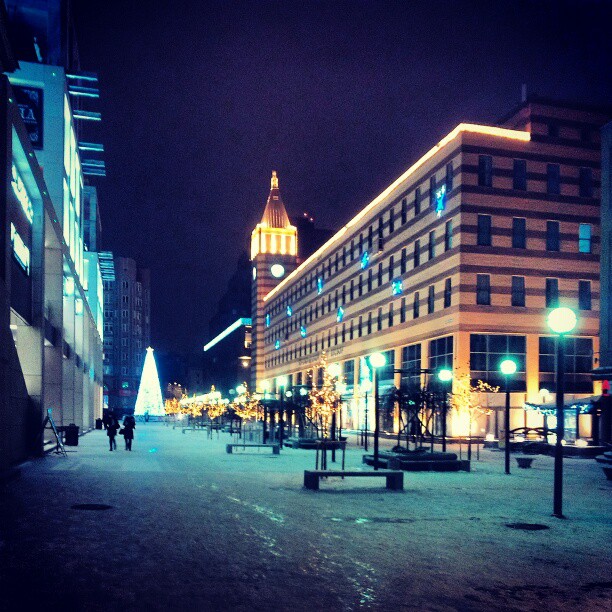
top-left (317, 277), bottom-right (324, 294)
top-left (265, 313), bottom-right (270, 327)
top-left (337, 307), bottom-right (344, 322)
top-left (300, 326), bottom-right (307, 338)
top-left (434, 184), bottom-right (447, 217)
top-left (361, 251), bottom-right (370, 269)
top-left (275, 340), bottom-right (281, 350)
top-left (392, 279), bottom-right (403, 295)
top-left (286, 305), bottom-right (292, 317)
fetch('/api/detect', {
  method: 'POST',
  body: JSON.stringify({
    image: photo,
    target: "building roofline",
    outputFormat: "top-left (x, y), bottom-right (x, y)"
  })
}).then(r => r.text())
top-left (263, 122), bottom-right (530, 303)
top-left (497, 95), bottom-right (612, 125)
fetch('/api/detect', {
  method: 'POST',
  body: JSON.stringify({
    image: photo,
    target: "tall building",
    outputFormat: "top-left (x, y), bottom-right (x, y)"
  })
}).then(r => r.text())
top-left (102, 254), bottom-right (151, 415)
top-left (250, 171), bottom-right (299, 387)
top-left (0, 2), bottom-right (104, 473)
top-left (252, 99), bottom-right (609, 440)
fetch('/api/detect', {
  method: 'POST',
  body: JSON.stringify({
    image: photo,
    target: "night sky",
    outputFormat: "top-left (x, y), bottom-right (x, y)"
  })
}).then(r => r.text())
top-left (73, 0), bottom-right (612, 356)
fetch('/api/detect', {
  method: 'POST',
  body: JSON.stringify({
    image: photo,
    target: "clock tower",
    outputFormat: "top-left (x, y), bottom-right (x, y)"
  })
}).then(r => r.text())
top-left (250, 171), bottom-right (298, 389)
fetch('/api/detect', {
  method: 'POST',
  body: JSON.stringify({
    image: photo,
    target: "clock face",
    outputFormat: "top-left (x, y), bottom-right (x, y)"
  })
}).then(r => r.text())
top-left (270, 263), bottom-right (285, 278)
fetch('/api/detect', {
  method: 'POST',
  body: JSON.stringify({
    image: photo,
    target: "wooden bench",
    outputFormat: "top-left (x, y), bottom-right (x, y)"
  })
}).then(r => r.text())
top-left (226, 443), bottom-right (280, 455)
top-left (304, 470), bottom-right (404, 491)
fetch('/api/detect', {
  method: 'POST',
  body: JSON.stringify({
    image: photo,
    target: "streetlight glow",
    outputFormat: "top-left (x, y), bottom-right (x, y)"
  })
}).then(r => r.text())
top-left (236, 384), bottom-right (246, 395)
top-left (277, 376), bottom-right (288, 388)
top-left (438, 368), bottom-right (453, 382)
top-left (369, 352), bottom-right (387, 368)
top-left (328, 363), bottom-right (341, 378)
top-left (500, 359), bottom-right (517, 376)
top-left (547, 307), bottom-right (577, 335)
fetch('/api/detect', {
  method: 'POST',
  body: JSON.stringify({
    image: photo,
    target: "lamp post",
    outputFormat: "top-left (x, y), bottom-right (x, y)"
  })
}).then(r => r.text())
top-left (547, 306), bottom-right (578, 519)
top-left (500, 359), bottom-right (517, 475)
top-left (360, 379), bottom-right (372, 450)
top-left (369, 352), bottom-right (387, 470)
top-left (277, 376), bottom-right (288, 452)
top-left (437, 368), bottom-right (453, 452)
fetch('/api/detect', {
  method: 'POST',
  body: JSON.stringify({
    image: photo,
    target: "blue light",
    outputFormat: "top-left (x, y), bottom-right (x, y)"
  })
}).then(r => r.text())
top-left (265, 314), bottom-right (270, 327)
top-left (317, 277), bottom-right (324, 294)
top-left (275, 340), bottom-right (281, 350)
top-left (392, 279), bottom-right (403, 295)
top-left (361, 251), bottom-right (370, 269)
top-left (337, 307), bottom-right (344, 322)
top-left (435, 184), bottom-right (446, 217)
top-left (300, 326), bottom-right (307, 338)
top-left (287, 305), bottom-right (292, 317)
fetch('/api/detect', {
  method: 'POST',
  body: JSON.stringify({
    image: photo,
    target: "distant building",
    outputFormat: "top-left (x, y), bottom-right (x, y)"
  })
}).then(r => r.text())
top-left (102, 255), bottom-right (151, 415)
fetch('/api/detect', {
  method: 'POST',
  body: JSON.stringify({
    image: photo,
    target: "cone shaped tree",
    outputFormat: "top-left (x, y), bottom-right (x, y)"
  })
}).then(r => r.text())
top-left (134, 347), bottom-right (165, 416)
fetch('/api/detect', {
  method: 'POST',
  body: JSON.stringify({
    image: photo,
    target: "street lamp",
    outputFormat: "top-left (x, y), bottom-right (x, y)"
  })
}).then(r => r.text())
top-left (360, 379), bottom-right (372, 450)
top-left (369, 352), bottom-right (387, 470)
top-left (437, 368), bottom-right (453, 452)
top-left (547, 306), bottom-right (578, 518)
top-left (500, 358), bottom-right (518, 475)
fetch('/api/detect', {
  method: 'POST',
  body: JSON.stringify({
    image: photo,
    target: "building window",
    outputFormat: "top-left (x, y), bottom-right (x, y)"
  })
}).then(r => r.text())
top-left (444, 220), bottom-right (452, 251)
top-left (414, 187), bottom-right (421, 216)
top-left (388, 303), bottom-right (394, 327)
top-left (377, 263), bottom-right (383, 287)
top-left (358, 274), bottom-right (363, 297)
top-left (368, 226), bottom-right (373, 250)
top-left (579, 223), bottom-right (592, 253)
top-left (429, 336), bottom-right (453, 371)
top-left (548, 122), bottom-right (559, 138)
top-left (428, 285), bottom-right (435, 314)
top-left (377, 308), bottom-right (382, 331)
top-left (350, 279), bottom-right (354, 301)
top-left (511, 276), bottom-right (526, 307)
top-left (401, 248), bottom-right (407, 274)
top-left (545, 278), bottom-right (559, 308)
top-left (546, 221), bottom-right (560, 251)
top-left (430, 176), bottom-right (436, 209)
top-left (413, 292), bottom-right (420, 319)
top-left (378, 217), bottom-right (384, 250)
top-left (428, 230), bottom-right (435, 260)
top-left (443, 278), bottom-right (452, 308)
top-left (547, 164), bottom-right (560, 195)
top-left (478, 155), bottom-right (493, 187)
top-left (388, 255), bottom-right (394, 282)
top-left (476, 274), bottom-right (491, 305)
top-left (579, 167), bottom-right (593, 198)
top-left (368, 269), bottom-right (373, 292)
top-left (389, 209), bottom-right (394, 234)
top-left (470, 334), bottom-right (526, 390)
top-left (446, 162), bottom-right (453, 191)
top-left (401, 343), bottom-right (422, 389)
top-left (512, 217), bottom-right (526, 249)
top-left (401, 198), bottom-right (407, 224)
top-left (578, 280), bottom-right (591, 310)
top-left (539, 336), bottom-right (593, 394)
top-left (358, 316), bottom-right (363, 338)
top-left (367, 312), bottom-right (372, 335)
top-left (477, 214), bottom-right (492, 246)
top-left (513, 159), bottom-right (527, 190)
top-left (414, 239), bottom-right (420, 267)
top-left (400, 297), bottom-right (406, 323)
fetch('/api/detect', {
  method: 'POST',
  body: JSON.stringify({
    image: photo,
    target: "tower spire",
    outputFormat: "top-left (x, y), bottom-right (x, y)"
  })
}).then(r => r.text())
top-left (271, 170), bottom-right (279, 189)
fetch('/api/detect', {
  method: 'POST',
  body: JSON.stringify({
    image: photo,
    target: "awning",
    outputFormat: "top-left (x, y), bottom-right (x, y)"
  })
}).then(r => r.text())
top-left (524, 396), bottom-right (601, 415)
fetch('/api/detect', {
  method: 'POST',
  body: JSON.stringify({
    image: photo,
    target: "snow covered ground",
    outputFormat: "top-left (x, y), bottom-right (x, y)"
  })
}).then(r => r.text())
top-left (0, 423), bottom-right (610, 611)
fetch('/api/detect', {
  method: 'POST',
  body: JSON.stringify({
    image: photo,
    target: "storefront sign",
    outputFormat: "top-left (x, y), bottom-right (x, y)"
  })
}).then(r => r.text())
top-left (10, 223), bottom-right (30, 274)
top-left (11, 163), bottom-right (34, 223)
top-left (13, 86), bottom-right (44, 149)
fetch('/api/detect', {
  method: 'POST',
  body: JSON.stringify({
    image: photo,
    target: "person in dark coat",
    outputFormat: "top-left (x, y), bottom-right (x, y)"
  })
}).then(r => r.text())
top-left (122, 415), bottom-right (136, 451)
top-left (107, 414), bottom-right (119, 451)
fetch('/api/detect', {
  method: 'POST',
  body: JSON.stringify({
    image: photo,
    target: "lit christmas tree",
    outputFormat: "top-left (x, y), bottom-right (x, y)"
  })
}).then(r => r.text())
top-left (134, 347), bottom-right (165, 416)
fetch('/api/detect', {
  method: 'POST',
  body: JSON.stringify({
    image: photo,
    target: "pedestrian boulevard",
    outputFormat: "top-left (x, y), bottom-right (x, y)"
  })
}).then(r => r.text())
top-left (1, 423), bottom-right (610, 611)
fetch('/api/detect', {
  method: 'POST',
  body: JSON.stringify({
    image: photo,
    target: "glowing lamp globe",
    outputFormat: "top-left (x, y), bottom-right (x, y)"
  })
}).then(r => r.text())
top-left (438, 368), bottom-right (453, 383)
top-left (299, 387), bottom-right (308, 396)
top-left (500, 359), bottom-right (517, 376)
top-left (285, 390), bottom-right (293, 398)
top-left (369, 352), bottom-right (387, 369)
top-left (547, 307), bottom-right (577, 335)
top-left (236, 384), bottom-right (246, 395)
top-left (277, 376), bottom-right (288, 388)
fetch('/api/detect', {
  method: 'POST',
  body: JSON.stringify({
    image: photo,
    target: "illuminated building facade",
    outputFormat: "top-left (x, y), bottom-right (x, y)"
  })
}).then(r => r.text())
top-left (254, 99), bottom-right (609, 439)
top-left (0, 5), bottom-right (104, 474)
top-left (102, 255), bottom-right (151, 415)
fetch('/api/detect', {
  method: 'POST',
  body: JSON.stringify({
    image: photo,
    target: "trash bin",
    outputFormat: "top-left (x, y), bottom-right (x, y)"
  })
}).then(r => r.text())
top-left (64, 423), bottom-right (79, 446)
top-left (95, 418), bottom-right (103, 430)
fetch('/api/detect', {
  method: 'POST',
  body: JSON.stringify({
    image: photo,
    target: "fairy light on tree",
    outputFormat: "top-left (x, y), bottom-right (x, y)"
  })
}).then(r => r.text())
top-left (307, 352), bottom-right (342, 438)
top-left (231, 383), bottom-right (263, 422)
top-left (205, 386), bottom-right (227, 421)
top-left (134, 347), bottom-right (165, 417)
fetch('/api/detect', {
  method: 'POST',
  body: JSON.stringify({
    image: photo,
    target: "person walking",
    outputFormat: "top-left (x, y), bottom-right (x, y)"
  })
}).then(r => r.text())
top-left (121, 415), bottom-right (136, 451)
top-left (107, 414), bottom-right (119, 451)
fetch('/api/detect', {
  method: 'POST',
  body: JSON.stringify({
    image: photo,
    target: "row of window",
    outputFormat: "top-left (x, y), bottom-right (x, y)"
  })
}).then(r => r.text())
top-left (477, 215), bottom-right (592, 253)
top-left (478, 155), bottom-right (595, 197)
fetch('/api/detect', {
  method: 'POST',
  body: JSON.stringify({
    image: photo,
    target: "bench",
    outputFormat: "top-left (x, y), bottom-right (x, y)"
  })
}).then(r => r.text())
top-left (303, 470), bottom-right (404, 491)
top-left (226, 443), bottom-right (280, 455)
top-left (515, 457), bottom-right (535, 469)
